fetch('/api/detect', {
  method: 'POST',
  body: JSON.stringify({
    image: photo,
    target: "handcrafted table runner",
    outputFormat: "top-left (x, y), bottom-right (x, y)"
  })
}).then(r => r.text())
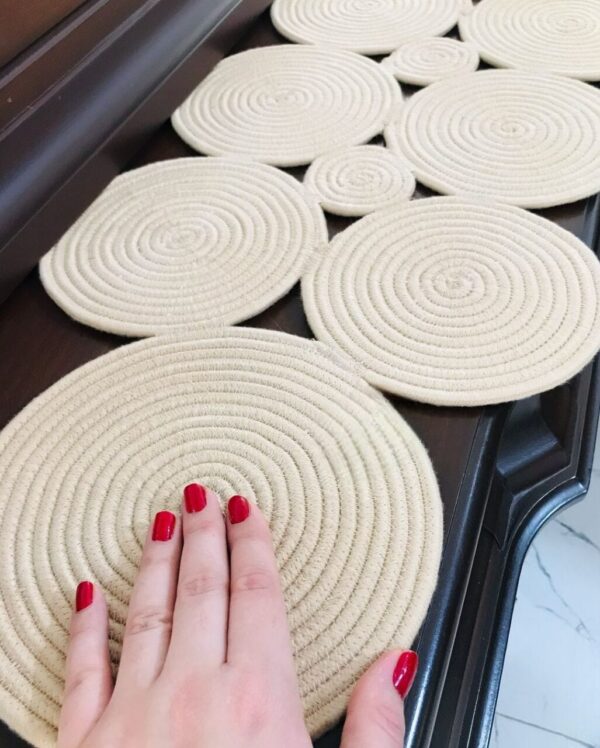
top-left (460, 0), bottom-right (600, 81)
top-left (171, 45), bottom-right (402, 166)
top-left (0, 328), bottom-right (442, 746)
top-left (302, 197), bottom-right (600, 406)
top-left (304, 145), bottom-right (416, 217)
top-left (385, 69), bottom-right (600, 209)
top-left (40, 158), bottom-right (327, 336)
top-left (271, 0), bottom-right (462, 54)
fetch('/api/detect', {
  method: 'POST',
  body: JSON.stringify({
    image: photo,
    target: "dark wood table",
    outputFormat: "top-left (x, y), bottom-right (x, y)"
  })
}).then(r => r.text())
top-left (1, 3), bottom-right (599, 746)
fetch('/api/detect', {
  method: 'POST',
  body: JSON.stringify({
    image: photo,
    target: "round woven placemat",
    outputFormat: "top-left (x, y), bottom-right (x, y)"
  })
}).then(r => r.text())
top-left (40, 158), bottom-right (327, 337)
top-left (171, 45), bottom-right (402, 166)
top-left (459, 0), bottom-right (600, 81)
top-left (302, 197), bottom-right (600, 406)
top-left (385, 69), bottom-right (600, 209)
top-left (0, 328), bottom-right (442, 747)
top-left (381, 37), bottom-right (479, 85)
top-left (304, 145), bottom-right (416, 217)
top-left (271, 0), bottom-right (463, 54)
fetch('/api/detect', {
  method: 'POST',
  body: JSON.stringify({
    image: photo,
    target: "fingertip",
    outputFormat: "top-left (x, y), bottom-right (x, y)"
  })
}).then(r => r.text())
top-left (392, 650), bottom-right (418, 700)
top-left (227, 494), bottom-right (250, 524)
top-left (183, 482), bottom-right (208, 514)
top-left (180, 485), bottom-right (226, 536)
top-left (342, 649), bottom-right (414, 748)
top-left (70, 581), bottom-right (108, 631)
top-left (75, 581), bottom-right (94, 613)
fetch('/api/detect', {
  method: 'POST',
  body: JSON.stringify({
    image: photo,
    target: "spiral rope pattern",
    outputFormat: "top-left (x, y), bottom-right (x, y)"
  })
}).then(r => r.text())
top-left (40, 158), bottom-right (328, 337)
top-left (271, 0), bottom-right (463, 54)
top-left (171, 45), bottom-right (402, 166)
top-left (385, 69), bottom-right (600, 209)
top-left (304, 146), bottom-right (415, 217)
top-left (459, 0), bottom-right (600, 81)
top-left (302, 197), bottom-right (600, 406)
top-left (0, 328), bottom-right (442, 746)
top-left (381, 37), bottom-right (479, 86)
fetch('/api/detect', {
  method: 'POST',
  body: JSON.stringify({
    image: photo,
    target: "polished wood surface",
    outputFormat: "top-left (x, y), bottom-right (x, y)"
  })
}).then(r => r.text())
top-left (0, 7), bottom-right (599, 748)
top-left (0, 0), bottom-right (87, 66)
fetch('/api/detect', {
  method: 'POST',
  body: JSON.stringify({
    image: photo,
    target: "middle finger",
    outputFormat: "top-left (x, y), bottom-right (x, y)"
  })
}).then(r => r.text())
top-left (164, 484), bottom-right (229, 671)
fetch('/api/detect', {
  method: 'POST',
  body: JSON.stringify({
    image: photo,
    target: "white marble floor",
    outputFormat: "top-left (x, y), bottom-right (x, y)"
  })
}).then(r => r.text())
top-left (491, 430), bottom-right (600, 747)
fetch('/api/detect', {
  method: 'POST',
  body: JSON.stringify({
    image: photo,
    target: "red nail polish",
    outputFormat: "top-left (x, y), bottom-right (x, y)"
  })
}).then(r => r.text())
top-left (152, 511), bottom-right (176, 541)
top-left (184, 483), bottom-right (207, 513)
top-left (75, 581), bottom-right (94, 612)
top-left (228, 495), bottom-right (250, 524)
top-left (393, 651), bottom-right (418, 699)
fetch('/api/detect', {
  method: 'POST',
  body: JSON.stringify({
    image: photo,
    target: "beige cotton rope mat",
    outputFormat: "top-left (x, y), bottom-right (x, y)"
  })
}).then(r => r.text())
top-left (385, 69), bottom-right (600, 209)
top-left (302, 197), bottom-right (600, 407)
top-left (271, 0), bottom-right (463, 54)
top-left (459, 0), bottom-right (600, 81)
top-left (304, 145), bottom-right (416, 217)
top-left (381, 37), bottom-right (479, 86)
top-left (0, 327), bottom-right (443, 747)
top-left (171, 45), bottom-right (402, 167)
top-left (39, 158), bottom-right (327, 337)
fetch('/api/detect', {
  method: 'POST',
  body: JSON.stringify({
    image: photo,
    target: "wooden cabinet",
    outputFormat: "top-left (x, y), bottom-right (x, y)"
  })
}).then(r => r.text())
top-left (1, 4), bottom-right (598, 746)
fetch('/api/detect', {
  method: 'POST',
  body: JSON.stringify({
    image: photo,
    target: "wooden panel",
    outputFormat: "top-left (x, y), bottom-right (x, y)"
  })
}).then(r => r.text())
top-left (0, 0), bottom-right (87, 66)
top-left (0, 5), bottom-right (599, 748)
top-left (0, 0), bottom-right (270, 302)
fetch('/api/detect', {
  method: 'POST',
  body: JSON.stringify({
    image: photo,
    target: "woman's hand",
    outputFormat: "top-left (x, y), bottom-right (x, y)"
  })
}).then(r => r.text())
top-left (58, 485), bottom-right (417, 747)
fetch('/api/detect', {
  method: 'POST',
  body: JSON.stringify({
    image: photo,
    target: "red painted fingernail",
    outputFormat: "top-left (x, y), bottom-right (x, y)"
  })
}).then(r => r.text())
top-left (228, 495), bottom-right (250, 524)
top-left (393, 651), bottom-right (418, 699)
top-left (184, 483), bottom-right (207, 513)
top-left (152, 511), bottom-right (176, 541)
top-left (75, 581), bottom-right (94, 612)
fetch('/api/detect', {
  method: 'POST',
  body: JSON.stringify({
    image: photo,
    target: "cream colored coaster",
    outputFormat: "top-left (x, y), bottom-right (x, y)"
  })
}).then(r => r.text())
top-left (381, 37), bottom-right (479, 85)
top-left (304, 145), bottom-right (416, 217)
top-left (171, 45), bottom-right (402, 167)
top-left (459, 0), bottom-right (600, 81)
top-left (385, 70), bottom-right (600, 209)
top-left (40, 158), bottom-right (327, 337)
top-left (0, 327), bottom-right (442, 747)
top-left (271, 0), bottom-right (463, 54)
top-left (302, 197), bottom-right (600, 407)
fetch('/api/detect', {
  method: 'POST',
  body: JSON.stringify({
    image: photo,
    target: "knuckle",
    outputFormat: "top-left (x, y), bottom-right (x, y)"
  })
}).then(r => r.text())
top-left (126, 606), bottom-right (173, 637)
top-left (64, 663), bottom-right (105, 699)
top-left (140, 555), bottom-right (174, 577)
top-left (180, 572), bottom-right (228, 599)
top-left (185, 516), bottom-right (224, 539)
top-left (231, 567), bottom-right (277, 596)
top-left (229, 670), bottom-right (271, 736)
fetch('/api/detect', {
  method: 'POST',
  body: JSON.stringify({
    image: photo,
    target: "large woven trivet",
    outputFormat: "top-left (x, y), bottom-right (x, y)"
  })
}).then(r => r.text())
top-left (385, 69), bottom-right (600, 209)
top-left (271, 0), bottom-right (463, 54)
top-left (302, 197), bottom-right (600, 406)
top-left (459, 0), bottom-right (600, 81)
top-left (381, 37), bottom-right (479, 85)
top-left (0, 328), bottom-right (442, 746)
top-left (40, 158), bottom-right (327, 336)
top-left (304, 145), bottom-right (416, 217)
top-left (171, 45), bottom-right (402, 166)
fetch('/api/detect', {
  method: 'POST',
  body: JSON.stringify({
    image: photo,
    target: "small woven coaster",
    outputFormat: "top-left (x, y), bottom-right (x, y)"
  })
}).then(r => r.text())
top-left (381, 37), bottom-right (479, 85)
top-left (171, 45), bottom-right (402, 166)
top-left (302, 197), bottom-right (600, 406)
top-left (459, 0), bottom-right (600, 81)
top-left (0, 328), bottom-right (442, 747)
top-left (40, 158), bottom-right (327, 336)
top-left (385, 69), bottom-right (600, 209)
top-left (304, 145), bottom-right (416, 217)
top-left (271, 0), bottom-right (463, 54)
